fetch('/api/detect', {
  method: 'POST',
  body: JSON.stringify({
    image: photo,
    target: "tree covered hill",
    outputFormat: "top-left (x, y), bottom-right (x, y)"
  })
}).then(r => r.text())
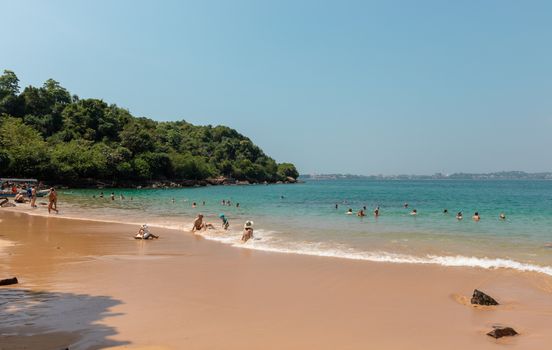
top-left (0, 70), bottom-right (298, 185)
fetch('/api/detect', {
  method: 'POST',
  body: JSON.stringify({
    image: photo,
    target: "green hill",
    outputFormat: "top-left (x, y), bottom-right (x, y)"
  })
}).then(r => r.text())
top-left (0, 70), bottom-right (298, 186)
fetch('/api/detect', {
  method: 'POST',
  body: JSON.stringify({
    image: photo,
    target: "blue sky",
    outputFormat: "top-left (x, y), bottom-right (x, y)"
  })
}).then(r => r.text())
top-left (2, 0), bottom-right (552, 174)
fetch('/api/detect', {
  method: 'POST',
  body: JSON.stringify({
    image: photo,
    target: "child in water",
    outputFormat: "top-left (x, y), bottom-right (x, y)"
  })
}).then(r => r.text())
top-left (219, 214), bottom-right (230, 230)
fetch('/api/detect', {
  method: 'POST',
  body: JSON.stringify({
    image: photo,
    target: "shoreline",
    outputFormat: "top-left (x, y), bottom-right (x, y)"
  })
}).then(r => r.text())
top-left (3, 205), bottom-right (552, 278)
top-left (2, 210), bottom-right (552, 349)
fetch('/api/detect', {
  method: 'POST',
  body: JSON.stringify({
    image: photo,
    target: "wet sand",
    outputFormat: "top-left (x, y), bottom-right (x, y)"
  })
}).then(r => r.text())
top-left (1, 210), bottom-right (552, 350)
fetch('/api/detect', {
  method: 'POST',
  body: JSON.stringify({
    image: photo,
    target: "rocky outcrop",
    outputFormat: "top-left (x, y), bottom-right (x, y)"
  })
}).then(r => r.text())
top-left (471, 289), bottom-right (499, 306)
top-left (0, 277), bottom-right (18, 286)
top-left (487, 326), bottom-right (518, 339)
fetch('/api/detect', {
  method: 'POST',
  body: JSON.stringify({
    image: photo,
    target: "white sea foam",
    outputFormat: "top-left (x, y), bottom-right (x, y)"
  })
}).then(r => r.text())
top-left (3, 205), bottom-right (552, 277)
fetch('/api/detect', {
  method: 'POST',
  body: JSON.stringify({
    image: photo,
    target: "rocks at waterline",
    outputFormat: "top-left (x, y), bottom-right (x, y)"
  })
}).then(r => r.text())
top-left (487, 326), bottom-right (518, 339)
top-left (471, 289), bottom-right (499, 306)
top-left (0, 277), bottom-right (18, 286)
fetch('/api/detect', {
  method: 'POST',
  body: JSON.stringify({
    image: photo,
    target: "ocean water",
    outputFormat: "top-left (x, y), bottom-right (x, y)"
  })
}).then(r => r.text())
top-left (53, 179), bottom-right (552, 275)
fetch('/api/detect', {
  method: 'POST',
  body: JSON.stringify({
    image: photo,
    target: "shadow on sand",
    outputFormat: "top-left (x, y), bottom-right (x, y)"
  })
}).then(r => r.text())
top-left (0, 288), bottom-right (129, 349)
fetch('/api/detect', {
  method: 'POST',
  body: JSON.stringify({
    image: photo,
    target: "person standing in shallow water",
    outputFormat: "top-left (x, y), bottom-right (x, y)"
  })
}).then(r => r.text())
top-left (30, 186), bottom-right (37, 208)
top-left (472, 212), bottom-right (481, 221)
top-left (48, 188), bottom-right (58, 214)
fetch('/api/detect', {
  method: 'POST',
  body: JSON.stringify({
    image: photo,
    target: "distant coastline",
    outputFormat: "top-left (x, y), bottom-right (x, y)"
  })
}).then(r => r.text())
top-left (301, 171), bottom-right (552, 181)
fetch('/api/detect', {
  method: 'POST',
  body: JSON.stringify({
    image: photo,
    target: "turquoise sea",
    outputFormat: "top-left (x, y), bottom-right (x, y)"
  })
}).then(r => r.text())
top-left (57, 179), bottom-right (552, 275)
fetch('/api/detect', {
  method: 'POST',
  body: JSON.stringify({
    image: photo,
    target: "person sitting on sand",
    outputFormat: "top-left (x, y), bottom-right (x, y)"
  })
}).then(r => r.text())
top-left (346, 208), bottom-right (353, 215)
top-left (456, 211), bottom-right (463, 220)
top-left (191, 214), bottom-right (215, 232)
top-left (499, 213), bottom-right (506, 220)
top-left (357, 209), bottom-right (366, 217)
top-left (0, 197), bottom-right (13, 207)
top-left (135, 224), bottom-right (159, 239)
top-left (192, 214), bottom-right (205, 232)
top-left (219, 214), bottom-right (230, 230)
top-left (14, 193), bottom-right (26, 203)
top-left (410, 209), bottom-right (417, 216)
top-left (472, 212), bottom-right (480, 221)
top-left (242, 220), bottom-right (254, 243)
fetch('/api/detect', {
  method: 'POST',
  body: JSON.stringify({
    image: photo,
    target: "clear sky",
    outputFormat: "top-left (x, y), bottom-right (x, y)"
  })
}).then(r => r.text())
top-left (2, 0), bottom-right (552, 175)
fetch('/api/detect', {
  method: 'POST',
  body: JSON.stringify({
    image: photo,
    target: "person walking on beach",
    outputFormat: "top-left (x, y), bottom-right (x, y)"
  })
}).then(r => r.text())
top-left (30, 186), bottom-right (37, 208)
top-left (48, 188), bottom-right (58, 214)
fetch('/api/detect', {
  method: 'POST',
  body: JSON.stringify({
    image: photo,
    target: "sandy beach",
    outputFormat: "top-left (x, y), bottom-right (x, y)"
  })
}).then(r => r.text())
top-left (1, 210), bottom-right (552, 350)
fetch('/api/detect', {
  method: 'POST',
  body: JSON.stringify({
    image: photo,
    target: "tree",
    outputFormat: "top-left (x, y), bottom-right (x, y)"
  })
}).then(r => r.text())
top-left (0, 70), bottom-right (23, 116)
top-left (277, 163), bottom-right (299, 180)
top-left (0, 71), bottom-right (298, 184)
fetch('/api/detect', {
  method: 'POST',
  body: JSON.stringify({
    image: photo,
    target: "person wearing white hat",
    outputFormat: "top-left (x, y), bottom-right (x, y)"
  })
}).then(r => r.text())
top-left (135, 224), bottom-right (159, 239)
top-left (242, 220), bottom-right (254, 243)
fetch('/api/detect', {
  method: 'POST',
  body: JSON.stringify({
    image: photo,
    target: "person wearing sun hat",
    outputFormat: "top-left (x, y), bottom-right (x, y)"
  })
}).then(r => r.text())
top-left (242, 220), bottom-right (254, 243)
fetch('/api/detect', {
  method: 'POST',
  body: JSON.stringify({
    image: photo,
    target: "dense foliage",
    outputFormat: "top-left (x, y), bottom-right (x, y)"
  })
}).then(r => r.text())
top-left (0, 70), bottom-right (298, 184)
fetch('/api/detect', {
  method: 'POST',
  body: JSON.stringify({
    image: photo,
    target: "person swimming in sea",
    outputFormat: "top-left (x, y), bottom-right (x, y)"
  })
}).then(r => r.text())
top-left (456, 212), bottom-right (463, 220)
top-left (499, 213), bottom-right (506, 220)
top-left (404, 202), bottom-right (409, 208)
top-left (346, 208), bottom-right (353, 215)
top-left (335, 203), bottom-right (338, 210)
top-left (236, 202), bottom-right (240, 208)
top-left (374, 206), bottom-right (380, 217)
top-left (357, 209), bottom-right (366, 217)
top-left (192, 202), bottom-right (197, 208)
top-left (443, 209), bottom-right (448, 214)
top-left (472, 212), bottom-right (481, 221)
top-left (410, 209), bottom-right (417, 216)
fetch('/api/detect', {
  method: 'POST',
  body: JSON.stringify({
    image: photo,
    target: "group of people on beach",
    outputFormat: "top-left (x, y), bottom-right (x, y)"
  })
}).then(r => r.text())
top-left (1, 185), bottom-right (58, 213)
top-left (341, 202), bottom-right (507, 221)
top-left (191, 213), bottom-right (254, 242)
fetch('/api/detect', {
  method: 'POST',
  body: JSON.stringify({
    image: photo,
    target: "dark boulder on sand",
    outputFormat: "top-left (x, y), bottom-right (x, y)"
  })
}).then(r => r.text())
top-left (0, 277), bottom-right (18, 286)
top-left (471, 289), bottom-right (499, 306)
top-left (487, 326), bottom-right (518, 339)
